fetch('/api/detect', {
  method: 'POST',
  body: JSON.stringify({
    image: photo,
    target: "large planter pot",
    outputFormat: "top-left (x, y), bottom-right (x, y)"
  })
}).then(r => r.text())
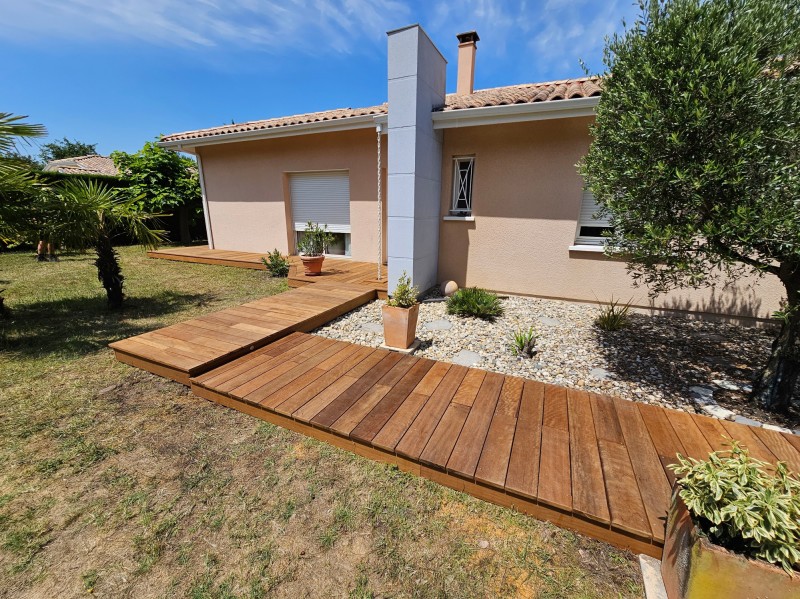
top-left (662, 489), bottom-right (798, 599)
top-left (382, 304), bottom-right (419, 349)
top-left (300, 255), bottom-right (325, 276)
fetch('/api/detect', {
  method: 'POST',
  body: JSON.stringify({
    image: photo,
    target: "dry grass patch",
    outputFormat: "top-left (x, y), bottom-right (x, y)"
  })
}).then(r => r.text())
top-left (0, 246), bottom-right (642, 598)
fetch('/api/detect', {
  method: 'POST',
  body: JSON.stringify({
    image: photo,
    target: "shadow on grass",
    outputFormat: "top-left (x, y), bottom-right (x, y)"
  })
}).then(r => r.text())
top-left (0, 290), bottom-right (215, 359)
top-left (592, 312), bottom-right (775, 399)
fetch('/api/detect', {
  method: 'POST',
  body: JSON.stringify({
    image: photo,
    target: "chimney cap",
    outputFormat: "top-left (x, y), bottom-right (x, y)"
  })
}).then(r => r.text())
top-left (456, 31), bottom-right (480, 44)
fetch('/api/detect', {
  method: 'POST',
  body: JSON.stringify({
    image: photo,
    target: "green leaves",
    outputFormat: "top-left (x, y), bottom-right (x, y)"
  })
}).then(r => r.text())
top-left (386, 271), bottom-right (418, 309)
top-left (672, 442), bottom-right (800, 573)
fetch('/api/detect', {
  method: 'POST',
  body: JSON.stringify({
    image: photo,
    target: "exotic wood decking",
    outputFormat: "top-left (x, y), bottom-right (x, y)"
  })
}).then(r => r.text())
top-left (189, 332), bottom-right (800, 559)
top-left (109, 283), bottom-right (375, 385)
top-left (147, 246), bottom-right (388, 298)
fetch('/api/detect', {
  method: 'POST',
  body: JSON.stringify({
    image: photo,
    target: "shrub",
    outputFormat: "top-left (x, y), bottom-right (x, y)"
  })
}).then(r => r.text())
top-left (261, 249), bottom-right (290, 277)
top-left (386, 271), bottom-right (418, 308)
top-left (509, 326), bottom-right (537, 358)
top-left (672, 442), bottom-right (800, 573)
top-left (296, 222), bottom-right (334, 257)
top-left (446, 287), bottom-right (503, 320)
top-left (593, 296), bottom-right (632, 331)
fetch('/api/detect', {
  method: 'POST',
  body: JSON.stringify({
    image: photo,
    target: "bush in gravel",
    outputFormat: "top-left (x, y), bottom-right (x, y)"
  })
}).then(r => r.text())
top-left (261, 249), bottom-right (290, 277)
top-left (509, 326), bottom-right (537, 358)
top-left (446, 287), bottom-right (503, 320)
top-left (594, 297), bottom-right (632, 331)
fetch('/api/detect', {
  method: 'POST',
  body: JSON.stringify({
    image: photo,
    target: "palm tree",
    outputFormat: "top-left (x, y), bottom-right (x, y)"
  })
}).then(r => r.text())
top-left (45, 179), bottom-right (166, 308)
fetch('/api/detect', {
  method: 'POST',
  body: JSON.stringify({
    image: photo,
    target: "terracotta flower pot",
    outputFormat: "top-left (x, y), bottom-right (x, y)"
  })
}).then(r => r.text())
top-left (300, 255), bottom-right (325, 276)
top-left (662, 488), bottom-right (798, 599)
top-left (382, 304), bottom-right (419, 349)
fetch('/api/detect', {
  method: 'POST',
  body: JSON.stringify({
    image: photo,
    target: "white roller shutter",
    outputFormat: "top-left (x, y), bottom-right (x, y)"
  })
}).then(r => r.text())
top-left (575, 189), bottom-right (613, 245)
top-left (290, 171), bottom-right (350, 234)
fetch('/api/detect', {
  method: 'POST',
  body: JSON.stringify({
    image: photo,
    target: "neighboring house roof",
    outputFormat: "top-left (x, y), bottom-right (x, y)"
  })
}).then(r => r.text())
top-left (43, 154), bottom-right (119, 176)
top-left (160, 77), bottom-right (601, 145)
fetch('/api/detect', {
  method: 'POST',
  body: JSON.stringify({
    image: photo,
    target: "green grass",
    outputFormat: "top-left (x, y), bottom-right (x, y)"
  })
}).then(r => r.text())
top-left (0, 245), bottom-right (643, 597)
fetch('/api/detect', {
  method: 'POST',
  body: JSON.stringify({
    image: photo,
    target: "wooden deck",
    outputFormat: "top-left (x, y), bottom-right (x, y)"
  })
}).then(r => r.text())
top-left (109, 284), bottom-right (375, 385)
top-left (189, 332), bottom-right (800, 559)
top-left (147, 246), bottom-right (388, 298)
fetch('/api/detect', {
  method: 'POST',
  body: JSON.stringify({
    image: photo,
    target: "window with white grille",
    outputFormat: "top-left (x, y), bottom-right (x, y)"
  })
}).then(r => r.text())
top-left (575, 189), bottom-right (613, 245)
top-left (451, 157), bottom-right (474, 215)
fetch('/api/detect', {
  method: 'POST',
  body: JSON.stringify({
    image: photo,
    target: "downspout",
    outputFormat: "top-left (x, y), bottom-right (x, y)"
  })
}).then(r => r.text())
top-left (195, 152), bottom-right (215, 249)
top-left (376, 123), bottom-right (383, 281)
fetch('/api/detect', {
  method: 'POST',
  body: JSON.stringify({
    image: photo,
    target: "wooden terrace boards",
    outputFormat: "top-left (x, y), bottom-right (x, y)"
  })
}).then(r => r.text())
top-left (147, 246), bottom-right (388, 298)
top-left (189, 332), bottom-right (800, 559)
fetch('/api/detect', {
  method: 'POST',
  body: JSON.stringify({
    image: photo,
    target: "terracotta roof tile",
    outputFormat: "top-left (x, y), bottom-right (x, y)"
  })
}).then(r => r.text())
top-left (43, 154), bottom-right (119, 176)
top-left (161, 77), bottom-right (602, 144)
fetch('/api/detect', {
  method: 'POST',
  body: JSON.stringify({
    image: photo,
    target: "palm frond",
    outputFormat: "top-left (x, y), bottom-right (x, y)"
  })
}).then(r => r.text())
top-left (0, 113), bottom-right (47, 155)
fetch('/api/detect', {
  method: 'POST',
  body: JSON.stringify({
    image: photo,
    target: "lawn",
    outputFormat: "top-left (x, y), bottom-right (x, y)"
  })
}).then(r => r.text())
top-left (0, 246), bottom-right (642, 598)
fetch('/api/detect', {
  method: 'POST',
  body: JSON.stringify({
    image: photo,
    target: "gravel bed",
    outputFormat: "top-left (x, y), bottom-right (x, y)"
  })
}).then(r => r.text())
top-left (313, 294), bottom-right (800, 431)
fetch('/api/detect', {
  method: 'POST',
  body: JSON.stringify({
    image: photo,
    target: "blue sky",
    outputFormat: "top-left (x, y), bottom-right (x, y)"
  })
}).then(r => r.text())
top-left (1, 0), bottom-right (640, 157)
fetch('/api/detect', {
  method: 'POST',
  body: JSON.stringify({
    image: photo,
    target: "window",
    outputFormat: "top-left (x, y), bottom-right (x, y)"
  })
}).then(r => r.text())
top-left (289, 171), bottom-right (351, 257)
top-left (575, 189), bottom-right (613, 246)
top-left (295, 231), bottom-right (351, 257)
top-left (451, 157), bottom-right (474, 215)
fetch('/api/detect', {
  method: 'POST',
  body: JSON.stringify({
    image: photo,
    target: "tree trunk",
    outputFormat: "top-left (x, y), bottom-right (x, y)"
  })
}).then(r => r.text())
top-left (178, 205), bottom-right (191, 245)
top-left (94, 233), bottom-right (125, 309)
top-left (752, 270), bottom-right (800, 412)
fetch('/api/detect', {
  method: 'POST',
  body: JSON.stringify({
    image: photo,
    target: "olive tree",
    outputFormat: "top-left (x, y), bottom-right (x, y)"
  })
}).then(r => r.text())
top-left (581, 0), bottom-right (800, 411)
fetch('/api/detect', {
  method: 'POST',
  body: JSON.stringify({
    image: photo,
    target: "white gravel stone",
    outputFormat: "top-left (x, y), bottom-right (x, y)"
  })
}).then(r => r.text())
top-left (733, 416), bottom-right (763, 427)
top-left (701, 404), bottom-right (735, 420)
top-left (761, 423), bottom-right (792, 434)
top-left (712, 379), bottom-right (739, 391)
top-left (312, 295), bottom-right (786, 422)
top-left (452, 350), bottom-right (483, 366)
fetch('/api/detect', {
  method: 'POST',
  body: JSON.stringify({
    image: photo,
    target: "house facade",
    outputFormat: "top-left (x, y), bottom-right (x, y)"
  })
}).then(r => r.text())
top-left (160, 24), bottom-right (783, 321)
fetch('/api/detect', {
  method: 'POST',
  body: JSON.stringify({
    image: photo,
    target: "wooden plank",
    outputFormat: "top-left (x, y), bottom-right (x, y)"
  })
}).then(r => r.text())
top-left (451, 369), bottom-right (486, 407)
top-left (597, 439), bottom-right (652, 540)
top-left (753, 427), bottom-right (800, 474)
top-left (567, 389), bottom-right (609, 525)
top-left (474, 376), bottom-right (524, 489)
top-left (589, 392), bottom-right (624, 444)
top-left (612, 397), bottom-right (671, 542)
top-left (418, 402), bottom-right (470, 469)
top-left (394, 365), bottom-right (468, 460)
top-left (664, 410), bottom-right (713, 460)
top-left (637, 402), bottom-right (686, 485)
top-left (719, 420), bottom-right (777, 463)
top-left (505, 381), bottom-right (545, 500)
top-left (447, 371), bottom-right (505, 479)
top-left (537, 386), bottom-right (571, 512)
top-left (691, 413), bottom-right (733, 452)
top-left (349, 359), bottom-right (435, 443)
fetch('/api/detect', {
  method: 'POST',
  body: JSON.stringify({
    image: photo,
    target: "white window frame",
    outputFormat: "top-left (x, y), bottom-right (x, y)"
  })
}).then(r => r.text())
top-left (450, 156), bottom-right (475, 215)
top-left (574, 189), bottom-right (613, 247)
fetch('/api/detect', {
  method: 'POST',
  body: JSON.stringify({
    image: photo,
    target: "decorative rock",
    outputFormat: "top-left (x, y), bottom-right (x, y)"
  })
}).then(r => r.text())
top-left (538, 316), bottom-right (560, 327)
top-left (589, 367), bottom-right (612, 381)
top-left (762, 423), bottom-right (792, 434)
top-left (700, 404), bottom-right (735, 420)
top-left (712, 379), bottom-right (739, 391)
top-left (424, 319), bottom-right (453, 331)
top-left (360, 322), bottom-right (383, 333)
top-left (689, 386), bottom-right (715, 405)
top-left (732, 415), bottom-right (763, 427)
top-left (452, 350), bottom-right (482, 367)
top-left (477, 540), bottom-right (489, 549)
top-left (440, 280), bottom-right (458, 297)
top-left (741, 384), bottom-right (753, 394)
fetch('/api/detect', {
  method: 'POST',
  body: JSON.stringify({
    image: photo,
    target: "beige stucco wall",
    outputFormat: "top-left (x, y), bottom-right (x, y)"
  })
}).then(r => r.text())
top-left (198, 129), bottom-right (386, 263)
top-left (437, 118), bottom-right (784, 320)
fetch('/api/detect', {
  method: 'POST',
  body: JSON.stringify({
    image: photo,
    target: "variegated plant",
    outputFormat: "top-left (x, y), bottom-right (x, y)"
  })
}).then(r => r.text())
top-left (671, 441), bottom-right (800, 574)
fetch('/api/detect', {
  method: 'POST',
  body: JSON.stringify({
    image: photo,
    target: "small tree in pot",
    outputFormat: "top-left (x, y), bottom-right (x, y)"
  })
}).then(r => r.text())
top-left (296, 221), bottom-right (333, 276)
top-left (662, 442), bottom-right (800, 599)
top-left (383, 271), bottom-right (419, 349)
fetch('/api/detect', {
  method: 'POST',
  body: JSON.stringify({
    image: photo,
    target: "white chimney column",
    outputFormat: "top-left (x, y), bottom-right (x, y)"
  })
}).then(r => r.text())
top-left (456, 31), bottom-right (479, 95)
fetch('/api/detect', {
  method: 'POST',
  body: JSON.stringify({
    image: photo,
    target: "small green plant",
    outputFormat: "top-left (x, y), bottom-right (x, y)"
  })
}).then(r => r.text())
top-left (296, 222), bottom-right (334, 257)
top-left (261, 249), bottom-right (290, 277)
top-left (82, 569), bottom-right (99, 593)
top-left (386, 271), bottom-right (418, 308)
top-left (446, 287), bottom-right (503, 320)
top-left (509, 326), bottom-right (537, 358)
top-left (593, 296), bottom-right (632, 331)
top-left (671, 441), bottom-right (800, 574)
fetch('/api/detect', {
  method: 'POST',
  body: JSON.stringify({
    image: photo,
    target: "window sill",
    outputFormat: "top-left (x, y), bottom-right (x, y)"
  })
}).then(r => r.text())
top-left (443, 215), bottom-right (475, 222)
top-left (568, 245), bottom-right (606, 253)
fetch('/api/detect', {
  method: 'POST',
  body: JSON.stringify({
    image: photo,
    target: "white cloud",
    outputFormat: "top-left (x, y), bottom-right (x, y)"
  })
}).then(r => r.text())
top-left (0, 0), bottom-right (412, 54)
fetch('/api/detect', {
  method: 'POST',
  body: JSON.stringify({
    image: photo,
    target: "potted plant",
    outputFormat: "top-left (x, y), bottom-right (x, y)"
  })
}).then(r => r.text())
top-left (382, 271), bottom-right (419, 349)
top-left (662, 442), bottom-right (799, 599)
top-left (296, 221), bottom-right (334, 276)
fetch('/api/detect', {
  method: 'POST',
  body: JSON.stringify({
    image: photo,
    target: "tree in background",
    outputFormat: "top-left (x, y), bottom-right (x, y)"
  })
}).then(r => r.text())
top-left (39, 137), bottom-right (97, 163)
top-left (112, 141), bottom-right (201, 244)
top-left (43, 179), bottom-right (166, 308)
top-left (581, 0), bottom-right (800, 411)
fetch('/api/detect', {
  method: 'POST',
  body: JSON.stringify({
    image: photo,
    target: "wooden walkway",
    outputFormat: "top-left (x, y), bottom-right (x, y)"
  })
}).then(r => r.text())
top-left (189, 332), bottom-right (800, 559)
top-left (148, 246), bottom-right (388, 298)
top-left (109, 284), bottom-right (375, 385)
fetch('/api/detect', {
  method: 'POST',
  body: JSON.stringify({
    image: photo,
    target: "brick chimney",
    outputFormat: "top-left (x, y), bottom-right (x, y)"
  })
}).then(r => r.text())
top-left (456, 31), bottom-right (479, 95)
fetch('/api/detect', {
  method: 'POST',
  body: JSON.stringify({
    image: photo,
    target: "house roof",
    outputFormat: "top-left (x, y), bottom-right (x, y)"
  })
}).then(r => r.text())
top-left (160, 77), bottom-right (601, 145)
top-left (43, 154), bottom-right (119, 176)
